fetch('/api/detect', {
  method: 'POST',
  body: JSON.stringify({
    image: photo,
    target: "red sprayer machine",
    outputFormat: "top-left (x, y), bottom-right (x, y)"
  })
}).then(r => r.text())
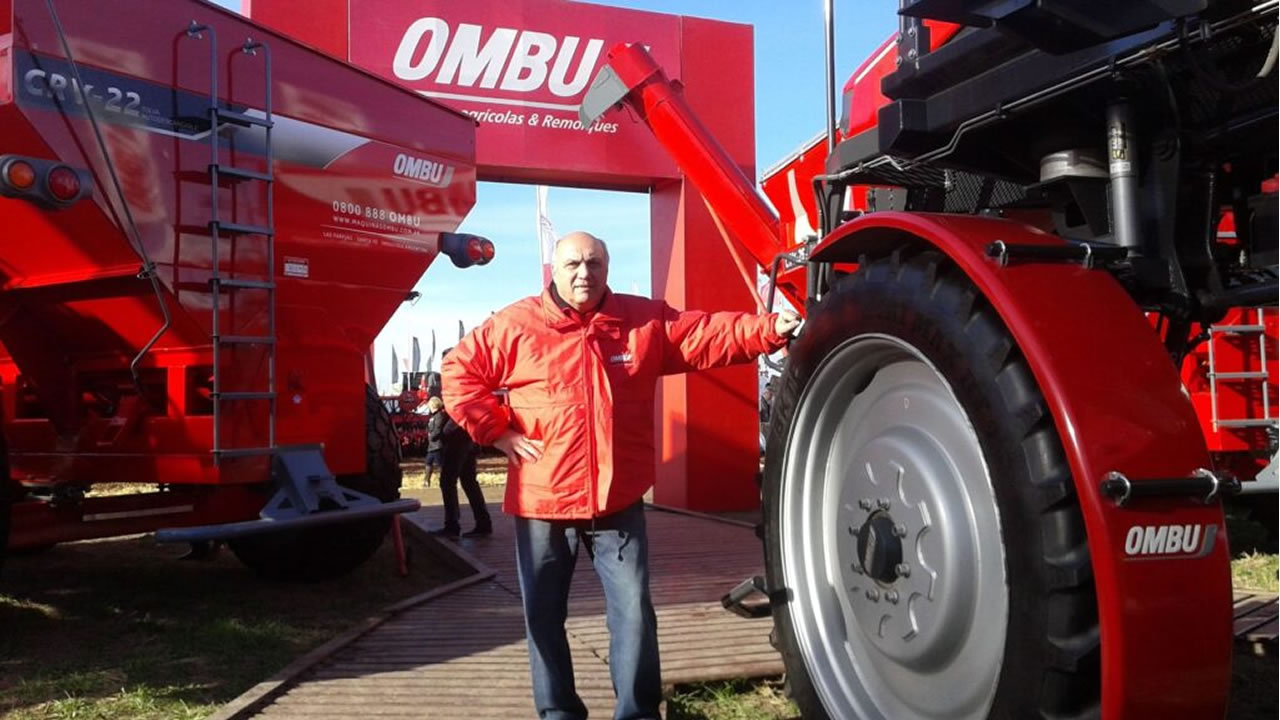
top-left (0, 0), bottom-right (492, 581)
top-left (580, 0), bottom-right (1276, 717)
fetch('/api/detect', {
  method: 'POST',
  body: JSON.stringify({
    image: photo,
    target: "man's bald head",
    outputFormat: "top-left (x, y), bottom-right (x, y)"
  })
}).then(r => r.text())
top-left (551, 231), bottom-right (610, 312)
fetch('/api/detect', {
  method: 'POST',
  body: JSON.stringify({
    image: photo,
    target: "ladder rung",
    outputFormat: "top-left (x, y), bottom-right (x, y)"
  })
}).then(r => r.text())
top-left (1209, 371), bottom-right (1269, 380)
top-left (214, 108), bottom-right (273, 128)
top-left (211, 164), bottom-right (273, 182)
top-left (213, 277), bottom-right (275, 290)
top-left (210, 221), bottom-right (274, 237)
top-left (219, 335), bottom-right (275, 345)
top-left (1210, 324), bottom-right (1266, 333)
top-left (1217, 419), bottom-right (1278, 429)
top-left (215, 391), bottom-right (276, 401)
top-left (214, 446), bottom-right (276, 458)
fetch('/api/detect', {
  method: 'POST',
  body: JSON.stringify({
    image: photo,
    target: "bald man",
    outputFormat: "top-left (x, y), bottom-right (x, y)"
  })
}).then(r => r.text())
top-left (443, 232), bottom-right (800, 720)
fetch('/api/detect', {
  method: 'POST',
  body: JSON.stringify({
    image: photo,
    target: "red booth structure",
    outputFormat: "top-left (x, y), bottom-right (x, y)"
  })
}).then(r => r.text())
top-left (248, 0), bottom-right (762, 511)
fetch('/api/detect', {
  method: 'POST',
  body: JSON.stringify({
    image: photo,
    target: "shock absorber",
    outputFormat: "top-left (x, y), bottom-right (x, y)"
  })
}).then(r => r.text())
top-left (1107, 99), bottom-right (1142, 249)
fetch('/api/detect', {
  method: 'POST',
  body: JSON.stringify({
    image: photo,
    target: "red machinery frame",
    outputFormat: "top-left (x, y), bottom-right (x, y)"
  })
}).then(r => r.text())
top-left (1, 0), bottom-right (476, 547)
top-left (585, 40), bottom-right (1234, 717)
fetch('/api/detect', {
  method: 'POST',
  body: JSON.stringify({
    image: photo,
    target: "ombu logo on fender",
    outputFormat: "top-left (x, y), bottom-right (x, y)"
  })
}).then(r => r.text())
top-left (1122, 523), bottom-right (1217, 559)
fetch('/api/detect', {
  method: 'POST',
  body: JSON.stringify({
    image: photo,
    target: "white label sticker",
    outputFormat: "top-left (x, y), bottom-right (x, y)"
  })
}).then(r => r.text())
top-left (283, 256), bottom-right (309, 278)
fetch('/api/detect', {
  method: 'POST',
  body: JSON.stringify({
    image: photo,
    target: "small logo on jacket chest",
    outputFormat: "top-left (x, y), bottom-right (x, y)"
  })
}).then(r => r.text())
top-left (609, 352), bottom-right (634, 365)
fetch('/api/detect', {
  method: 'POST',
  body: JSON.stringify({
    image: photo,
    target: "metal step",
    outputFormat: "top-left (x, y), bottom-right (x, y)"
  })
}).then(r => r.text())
top-left (1210, 324), bottom-right (1266, 334)
top-left (219, 335), bottom-right (275, 345)
top-left (211, 164), bottom-right (273, 182)
top-left (212, 277), bottom-right (275, 290)
top-left (1209, 371), bottom-right (1270, 380)
top-left (213, 446), bottom-right (276, 458)
top-left (210, 220), bottom-right (274, 237)
top-left (214, 108), bottom-right (274, 128)
top-left (215, 391), bottom-right (276, 401)
top-left (1217, 419), bottom-right (1278, 429)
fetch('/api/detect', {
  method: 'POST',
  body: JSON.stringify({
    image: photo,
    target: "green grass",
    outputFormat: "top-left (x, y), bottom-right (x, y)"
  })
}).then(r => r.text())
top-left (667, 678), bottom-right (797, 720)
top-left (1226, 498), bottom-right (1279, 592)
top-left (0, 532), bottom-right (462, 720)
top-left (1233, 551), bottom-right (1279, 592)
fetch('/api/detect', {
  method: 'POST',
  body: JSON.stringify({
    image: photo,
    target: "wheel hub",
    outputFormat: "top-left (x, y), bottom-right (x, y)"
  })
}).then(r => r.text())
top-left (855, 510), bottom-right (902, 585)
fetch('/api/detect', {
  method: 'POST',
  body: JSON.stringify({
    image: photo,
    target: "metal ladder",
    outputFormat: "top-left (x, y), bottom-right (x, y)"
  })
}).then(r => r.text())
top-left (1208, 308), bottom-right (1275, 431)
top-left (187, 22), bottom-right (277, 462)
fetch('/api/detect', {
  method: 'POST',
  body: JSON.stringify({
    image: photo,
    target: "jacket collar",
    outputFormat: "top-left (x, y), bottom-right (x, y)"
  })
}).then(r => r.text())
top-left (541, 285), bottom-right (623, 333)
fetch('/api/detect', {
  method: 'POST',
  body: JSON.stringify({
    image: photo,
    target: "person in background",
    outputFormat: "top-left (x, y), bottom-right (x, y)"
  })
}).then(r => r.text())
top-left (423, 395), bottom-right (445, 487)
top-left (432, 348), bottom-right (492, 539)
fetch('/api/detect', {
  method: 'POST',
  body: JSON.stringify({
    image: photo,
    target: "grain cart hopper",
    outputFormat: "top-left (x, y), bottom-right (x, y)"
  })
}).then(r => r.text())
top-left (0, 0), bottom-right (492, 581)
top-left (579, 0), bottom-right (1277, 716)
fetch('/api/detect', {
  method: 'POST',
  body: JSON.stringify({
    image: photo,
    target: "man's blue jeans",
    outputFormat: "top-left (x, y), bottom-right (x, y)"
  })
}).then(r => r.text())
top-left (514, 501), bottom-right (662, 720)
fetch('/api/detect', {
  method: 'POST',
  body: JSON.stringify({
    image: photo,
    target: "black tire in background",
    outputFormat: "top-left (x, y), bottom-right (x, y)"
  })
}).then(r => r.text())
top-left (763, 251), bottom-right (1100, 719)
top-left (229, 385), bottom-right (402, 582)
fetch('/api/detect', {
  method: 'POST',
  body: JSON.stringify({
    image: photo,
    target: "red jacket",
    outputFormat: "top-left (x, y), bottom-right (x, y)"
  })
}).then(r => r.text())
top-left (442, 289), bottom-right (786, 519)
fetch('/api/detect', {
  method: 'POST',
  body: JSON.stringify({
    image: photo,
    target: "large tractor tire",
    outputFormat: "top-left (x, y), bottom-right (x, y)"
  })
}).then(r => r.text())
top-left (230, 386), bottom-right (402, 582)
top-left (763, 251), bottom-right (1100, 719)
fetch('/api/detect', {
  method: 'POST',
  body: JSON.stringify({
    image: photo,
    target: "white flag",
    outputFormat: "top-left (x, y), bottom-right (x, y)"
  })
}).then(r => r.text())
top-left (536, 185), bottom-right (557, 287)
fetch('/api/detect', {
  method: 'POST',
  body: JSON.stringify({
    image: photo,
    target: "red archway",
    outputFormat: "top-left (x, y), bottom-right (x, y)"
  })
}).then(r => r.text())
top-left (249, 0), bottom-right (761, 511)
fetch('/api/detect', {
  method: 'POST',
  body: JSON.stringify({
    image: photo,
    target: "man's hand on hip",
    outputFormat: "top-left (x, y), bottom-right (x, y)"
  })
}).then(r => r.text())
top-left (775, 310), bottom-right (802, 338)
top-left (494, 428), bottom-right (545, 466)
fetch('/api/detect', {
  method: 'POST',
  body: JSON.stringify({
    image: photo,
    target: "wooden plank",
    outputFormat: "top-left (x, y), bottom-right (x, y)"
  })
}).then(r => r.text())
top-left (1232, 595), bottom-right (1274, 619)
top-left (1234, 602), bottom-right (1278, 636)
top-left (1244, 617), bottom-right (1278, 643)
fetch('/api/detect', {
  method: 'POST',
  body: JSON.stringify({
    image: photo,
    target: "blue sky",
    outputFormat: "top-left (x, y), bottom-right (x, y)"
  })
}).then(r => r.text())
top-left (210, 1), bottom-right (898, 390)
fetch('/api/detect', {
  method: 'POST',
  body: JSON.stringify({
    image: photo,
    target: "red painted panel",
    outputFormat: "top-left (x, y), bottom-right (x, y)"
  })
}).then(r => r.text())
top-left (244, 0), bottom-right (349, 59)
top-left (650, 176), bottom-right (758, 512)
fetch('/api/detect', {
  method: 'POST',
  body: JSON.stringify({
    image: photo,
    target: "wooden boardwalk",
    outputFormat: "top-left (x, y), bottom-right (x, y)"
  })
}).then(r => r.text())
top-left (211, 501), bottom-right (1277, 719)
top-left (1234, 590), bottom-right (1279, 651)
top-left (229, 504), bottom-right (780, 719)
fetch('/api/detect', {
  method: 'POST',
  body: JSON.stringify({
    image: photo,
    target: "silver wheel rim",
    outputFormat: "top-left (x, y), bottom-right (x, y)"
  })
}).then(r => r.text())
top-left (780, 334), bottom-right (1007, 720)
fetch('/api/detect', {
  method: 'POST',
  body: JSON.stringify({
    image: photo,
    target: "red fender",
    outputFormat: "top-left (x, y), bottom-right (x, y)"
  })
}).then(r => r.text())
top-left (812, 212), bottom-right (1232, 718)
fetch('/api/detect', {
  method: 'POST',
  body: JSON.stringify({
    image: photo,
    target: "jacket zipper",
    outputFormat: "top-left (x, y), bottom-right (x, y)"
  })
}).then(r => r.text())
top-left (582, 325), bottom-right (598, 519)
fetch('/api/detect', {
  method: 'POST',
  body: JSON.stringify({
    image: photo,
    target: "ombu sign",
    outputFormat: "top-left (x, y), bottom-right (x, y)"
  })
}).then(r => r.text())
top-left (351, 0), bottom-right (682, 185)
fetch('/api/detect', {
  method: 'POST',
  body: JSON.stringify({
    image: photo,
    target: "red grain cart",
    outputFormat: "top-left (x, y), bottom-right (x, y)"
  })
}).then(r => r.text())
top-left (581, 0), bottom-right (1276, 716)
top-left (0, 0), bottom-right (490, 580)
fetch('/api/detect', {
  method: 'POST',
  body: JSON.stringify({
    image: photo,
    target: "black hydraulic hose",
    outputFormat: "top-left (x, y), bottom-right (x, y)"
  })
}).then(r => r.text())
top-left (44, 0), bottom-right (172, 394)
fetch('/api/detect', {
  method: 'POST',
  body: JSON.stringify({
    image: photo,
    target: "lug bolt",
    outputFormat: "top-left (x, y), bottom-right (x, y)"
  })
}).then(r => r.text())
top-left (895, 563), bottom-right (912, 578)
top-left (847, 524), bottom-right (857, 536)
top-left (858, 498), bottom-right (873, 510)
top-left (877, 498), bottom-right (892, 510)
top-left (851, 562), bottom-right (864, 575)
top-left (886, 590), bottom-right (900, 604)
top-left (866, 589), bottom-right (881, 602)
top-left (892, 523), bottom-right (908, 538)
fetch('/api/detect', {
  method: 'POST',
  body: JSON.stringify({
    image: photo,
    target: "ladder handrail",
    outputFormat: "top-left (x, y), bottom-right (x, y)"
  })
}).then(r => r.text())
top-left (188, 21), bottom-right (278, 461)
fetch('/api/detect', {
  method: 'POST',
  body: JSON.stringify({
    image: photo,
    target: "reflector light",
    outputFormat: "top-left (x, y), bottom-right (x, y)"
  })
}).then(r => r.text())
top-left (440, 232), bottom-right (496, 268)
top-left (47, 165), bottom-right (81, 201)
top-left (4, 160), bottom-right (36, 190)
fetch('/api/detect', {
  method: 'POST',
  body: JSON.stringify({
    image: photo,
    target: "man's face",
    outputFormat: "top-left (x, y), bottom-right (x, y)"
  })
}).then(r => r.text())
top-left (552, 233), bottom-right (609, 311)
